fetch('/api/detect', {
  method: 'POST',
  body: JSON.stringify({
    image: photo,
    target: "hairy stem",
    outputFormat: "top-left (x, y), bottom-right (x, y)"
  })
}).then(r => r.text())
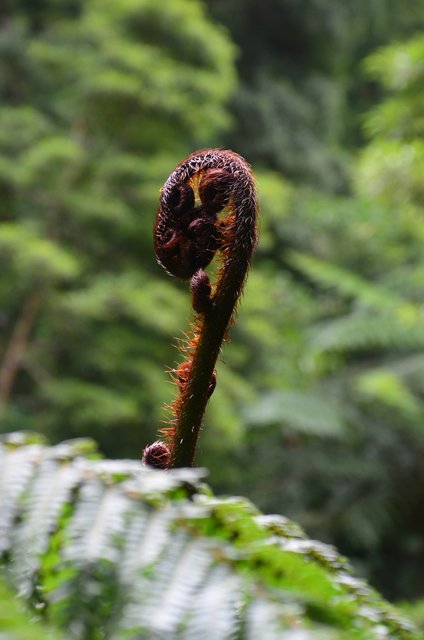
top-left (144, 149), bottom-right (258, 469)
top-left (172, 301), bottom-right (235, 467)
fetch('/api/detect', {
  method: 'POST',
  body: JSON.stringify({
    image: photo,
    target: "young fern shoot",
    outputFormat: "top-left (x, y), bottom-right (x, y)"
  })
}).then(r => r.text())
top-left (143, 149), bottom-right (258, 469)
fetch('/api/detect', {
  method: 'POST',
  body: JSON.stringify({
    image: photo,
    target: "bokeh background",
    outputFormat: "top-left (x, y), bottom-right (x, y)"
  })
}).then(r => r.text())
top-left (2, 0), bottom-right (424, 607)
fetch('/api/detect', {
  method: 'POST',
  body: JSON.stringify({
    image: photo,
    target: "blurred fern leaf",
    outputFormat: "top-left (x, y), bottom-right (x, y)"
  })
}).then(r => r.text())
top-left (0, 433), bottom-right (417, 640)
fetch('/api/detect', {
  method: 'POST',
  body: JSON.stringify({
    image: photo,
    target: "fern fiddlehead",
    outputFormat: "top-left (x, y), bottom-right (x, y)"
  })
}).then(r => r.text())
top-left (143, 149), bottom-right (258, 469)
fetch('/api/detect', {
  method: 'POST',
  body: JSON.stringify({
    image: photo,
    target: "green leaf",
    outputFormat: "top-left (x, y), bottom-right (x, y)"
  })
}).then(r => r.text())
top-left (246, 389), bottom-right (345, 437)
top-left (1, 435), bottom-right (417, 639)
top-left (0, 223), bottom-right (80, 284)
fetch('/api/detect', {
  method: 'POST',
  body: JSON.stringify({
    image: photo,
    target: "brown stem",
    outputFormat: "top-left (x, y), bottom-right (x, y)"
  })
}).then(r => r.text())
top-left (144, 149), bottom-right (258, 469)
top-left (0, 290), bottom-right (41, 407)
top-left (171, 292), bottom-right (243, 467)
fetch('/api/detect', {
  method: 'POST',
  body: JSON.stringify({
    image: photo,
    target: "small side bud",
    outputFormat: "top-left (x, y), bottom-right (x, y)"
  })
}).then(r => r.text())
top-left (142, 441), bottom-right (171, 469)
top-left (190, 269), bottom-right (212, 314)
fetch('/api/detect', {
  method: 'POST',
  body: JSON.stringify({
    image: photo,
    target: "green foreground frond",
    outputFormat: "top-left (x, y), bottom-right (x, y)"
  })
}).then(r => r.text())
top-left (0, 433), bottom-right (417, 639)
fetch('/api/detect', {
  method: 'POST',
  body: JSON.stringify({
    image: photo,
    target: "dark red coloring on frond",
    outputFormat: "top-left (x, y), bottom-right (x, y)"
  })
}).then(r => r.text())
top-left (167, 182), bottom-right (195, 220)
top-left (198, 168), bottom-right (234, 214)
top-left (154, 159), bottom-right (240, 281)
top-left (190, 269), bottom-right (212, 314)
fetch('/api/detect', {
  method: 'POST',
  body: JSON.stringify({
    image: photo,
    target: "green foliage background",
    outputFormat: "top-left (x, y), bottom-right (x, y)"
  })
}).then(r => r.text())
top-left (2, 0), bottom-right (424, 607)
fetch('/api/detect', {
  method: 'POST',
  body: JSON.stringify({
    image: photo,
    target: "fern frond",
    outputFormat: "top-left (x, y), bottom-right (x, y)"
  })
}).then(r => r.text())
top-left (10, 452), bottom-right (82, 597)
top-left (288, 250), bottom-right (418, 316)
top-left (116, 534), bottom-right (213, 639)
top-left (0, 436), bottom-right (45, 557)
top-left (356, 368), bottom-right (423, 419)
top-left (183, 567), bottom-right (242, 640)
top-left (0, 436), bottom-right (418, 640)
top-left (245, 389), bottom-right (345, 437)
top-left (312, 312), bottom-right (424, 352)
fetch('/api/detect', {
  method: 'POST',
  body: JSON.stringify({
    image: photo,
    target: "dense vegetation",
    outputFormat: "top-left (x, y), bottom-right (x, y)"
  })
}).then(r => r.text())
top-left (0, 433), bottom-right (419, 639)
top-left (2, 0), bottom-right (424, 607)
